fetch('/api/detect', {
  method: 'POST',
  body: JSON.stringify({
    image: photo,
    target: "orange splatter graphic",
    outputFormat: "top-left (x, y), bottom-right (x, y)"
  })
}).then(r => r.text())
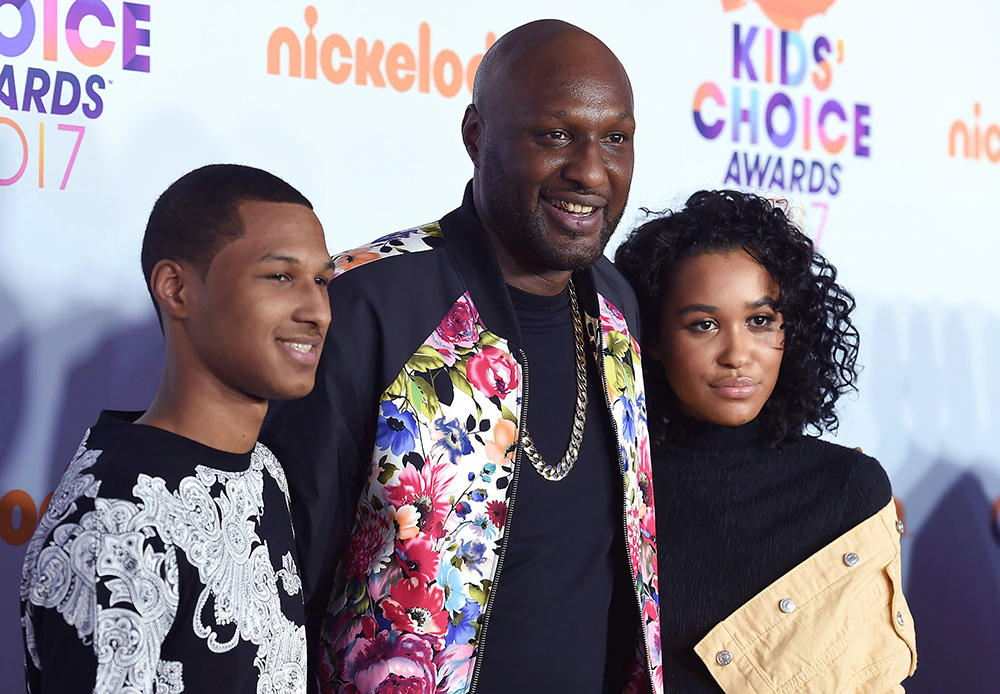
top-left (723, 0), bottom-right (836, 31)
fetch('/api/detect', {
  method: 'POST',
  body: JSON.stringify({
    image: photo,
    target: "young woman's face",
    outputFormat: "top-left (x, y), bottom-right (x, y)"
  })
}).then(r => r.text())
top-left (653, 250), bottom-right (785, 426)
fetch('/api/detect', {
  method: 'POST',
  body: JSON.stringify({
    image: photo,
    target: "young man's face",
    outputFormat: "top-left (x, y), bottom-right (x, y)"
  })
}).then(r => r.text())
top-left (186, 200), bottom-right (334, 402)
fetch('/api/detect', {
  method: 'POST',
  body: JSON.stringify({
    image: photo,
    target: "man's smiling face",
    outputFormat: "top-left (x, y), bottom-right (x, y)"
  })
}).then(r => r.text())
top-left (185, 201), bottom-right (334, 403)
top-left (474, 30), bottom-right (635, 274)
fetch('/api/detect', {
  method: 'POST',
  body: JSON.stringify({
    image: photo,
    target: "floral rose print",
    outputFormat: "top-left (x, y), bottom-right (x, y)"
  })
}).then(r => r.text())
top-left (385, 462), bottom-right (457, 541)
top-left (396, 534), bottom-right (440, 584)
top-left (320, 289), bottom-right (660, 694)
top-left (381, 579), bottom-right (449, 644)
top-left (467, 346), bottom-right (519, 399)
top-left (341, 630), bottom-right (437, 694)
top-left (345, 510), bottom-right (394, 579)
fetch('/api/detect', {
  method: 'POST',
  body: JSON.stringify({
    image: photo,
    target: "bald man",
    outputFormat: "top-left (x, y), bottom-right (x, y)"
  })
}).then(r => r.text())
top-left (262, 20), bottom-right (661, 694)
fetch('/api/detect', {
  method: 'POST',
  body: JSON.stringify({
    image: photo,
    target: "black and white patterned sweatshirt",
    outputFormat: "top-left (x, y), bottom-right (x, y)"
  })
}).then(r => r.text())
top-left (20, 410), bottom-right (307, 694)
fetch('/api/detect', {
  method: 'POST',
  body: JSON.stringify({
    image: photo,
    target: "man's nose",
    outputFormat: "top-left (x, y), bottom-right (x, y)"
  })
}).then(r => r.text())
top-left (295, 281), bottom-right (332, 332)
top-left (561, 138), bottom-right (610, 191)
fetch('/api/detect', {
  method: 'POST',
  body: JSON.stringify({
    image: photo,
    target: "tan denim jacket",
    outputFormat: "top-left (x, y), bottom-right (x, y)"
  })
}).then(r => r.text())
top-left (694, 501), bottom-right (917, 693)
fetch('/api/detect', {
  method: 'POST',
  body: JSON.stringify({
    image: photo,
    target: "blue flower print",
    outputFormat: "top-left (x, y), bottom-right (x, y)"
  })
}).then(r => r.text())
top-left (376, 401), bottom-right (418, 455)
top-left (455, 540), bottom-right (488, 575)
top-left (433, 417), bottom-right (473, 464)
top-left (439, 565), bottom-right (467, 612)
top-left (615, 394), bottom-right (637, 443)
top-left (446, 598), bottom-right (482, 646)
top-left (471, 515), bottom-right (497, 540)
top-left (455, 501), bottom-right (472, 519)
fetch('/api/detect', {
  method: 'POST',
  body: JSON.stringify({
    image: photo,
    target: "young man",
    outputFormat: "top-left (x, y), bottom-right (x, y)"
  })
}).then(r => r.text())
top-left (262, 20), bottom-right (661, 694)
top-left (19, 164), bottom-right (335, 694)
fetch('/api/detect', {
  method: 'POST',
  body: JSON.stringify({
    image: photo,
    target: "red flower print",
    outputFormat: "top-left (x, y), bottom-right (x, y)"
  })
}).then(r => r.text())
top-left (341, 631), bottom-right (437, 694)
top-left (626, 504), bottom-right (643, 575)
top-left (395, 534), bottom-right (440, 584)
top-left (467, 346), bottom-right (520, 399)
top-left (381, 578), bottom-right (449, 642)
top-left (345, 509), bottom-right (394, 578)
top-left (486, 500), bottom-right (507, 530)
top-left (435, 297), bottom-right (480, 347)
top-left (384, 461), bottom-right (456, 540)
top-left (600, 297), bottom-right (628, 336)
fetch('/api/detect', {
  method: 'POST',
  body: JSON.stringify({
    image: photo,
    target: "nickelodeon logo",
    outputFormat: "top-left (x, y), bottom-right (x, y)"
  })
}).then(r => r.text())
top-left (0, 489), bottom-right (51, 546)
top-left (949, 103), bottom-right (999, 164)
top-left (268, 6), bottom-right (495, 97)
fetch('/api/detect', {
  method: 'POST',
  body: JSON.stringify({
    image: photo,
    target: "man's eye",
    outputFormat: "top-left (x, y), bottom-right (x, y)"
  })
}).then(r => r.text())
top-left (270, 273), bottom-right (291, 282)
top-left (315, 276), bottom-right (330, 287)
top-left (545, 131), bottom-right (570, 141)
top-left (605, 132), bottom-right (628, 145)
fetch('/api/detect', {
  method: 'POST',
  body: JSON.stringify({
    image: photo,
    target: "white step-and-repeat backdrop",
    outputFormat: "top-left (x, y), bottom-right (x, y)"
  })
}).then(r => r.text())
top-left (2, 1), bottom-right (998, 689)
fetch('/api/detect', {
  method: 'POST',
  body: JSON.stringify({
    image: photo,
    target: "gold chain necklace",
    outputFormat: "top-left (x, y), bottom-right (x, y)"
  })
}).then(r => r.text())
top-left (522, 279), bottom-right (588, 481)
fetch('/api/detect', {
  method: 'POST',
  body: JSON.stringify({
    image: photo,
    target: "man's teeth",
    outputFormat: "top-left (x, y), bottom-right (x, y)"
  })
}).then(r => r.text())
top-left (554, 200), bottom-right (596, 215)
top-left (282, 341), bottom-right (312, 353)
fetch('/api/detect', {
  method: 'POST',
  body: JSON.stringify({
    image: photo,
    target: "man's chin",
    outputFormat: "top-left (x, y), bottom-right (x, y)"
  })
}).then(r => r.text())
top-left (534, 240), bottom-right (609, 272)
top-left (551, 227), bottom-right (616, 269)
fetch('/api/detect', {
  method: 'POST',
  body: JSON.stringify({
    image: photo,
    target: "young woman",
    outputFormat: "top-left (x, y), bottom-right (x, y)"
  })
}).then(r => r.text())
top-left (615, 190), bottom-right (917, 693)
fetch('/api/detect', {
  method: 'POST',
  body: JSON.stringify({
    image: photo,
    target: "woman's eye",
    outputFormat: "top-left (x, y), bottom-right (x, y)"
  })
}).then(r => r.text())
top-left (688, 320), bottom-right (716, 332)
top-left (750, 315), bottom-right (775, 328)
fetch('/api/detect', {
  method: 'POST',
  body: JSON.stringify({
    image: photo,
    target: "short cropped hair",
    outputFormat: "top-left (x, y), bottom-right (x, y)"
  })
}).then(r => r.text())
top-left (615, 189), bottom-right (859, 445)
top-left (140, 164), bottom-right (312, 325)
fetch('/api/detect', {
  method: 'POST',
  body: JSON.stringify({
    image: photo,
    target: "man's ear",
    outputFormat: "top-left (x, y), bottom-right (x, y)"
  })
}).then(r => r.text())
top-left (149, 259), bottom-right (193, 321)
top-left (461, 104), bottom-right (482, 167)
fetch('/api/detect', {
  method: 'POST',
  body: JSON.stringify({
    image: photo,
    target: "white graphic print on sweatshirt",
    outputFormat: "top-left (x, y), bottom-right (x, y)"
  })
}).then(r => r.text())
top-left (20, 432), bottom-right (306, 694)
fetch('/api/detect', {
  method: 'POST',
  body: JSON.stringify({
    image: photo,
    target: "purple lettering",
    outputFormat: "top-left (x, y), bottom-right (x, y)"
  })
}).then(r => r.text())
top-left (765, 92), bottom-right (795, 148)
top-left (123, 3), bottom-right (151, 72)
top-left (733, 24), bottom-right (758, 81)
top-left (855, 104), bottom-right (871, 157)
top-left (51, 70), bottom-right (81, 115)
top-left (22, 67), bottom-right (50, 114)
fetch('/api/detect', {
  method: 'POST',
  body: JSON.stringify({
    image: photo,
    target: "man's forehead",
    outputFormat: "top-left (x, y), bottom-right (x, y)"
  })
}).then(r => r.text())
top-left (508, 32), bottom-right (623, 81)
top-left (475, 23), bottom-right (631, 111)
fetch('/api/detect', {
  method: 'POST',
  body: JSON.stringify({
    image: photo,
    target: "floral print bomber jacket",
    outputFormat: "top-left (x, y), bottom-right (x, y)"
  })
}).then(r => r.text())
top-left (260, 184), bottom-right (662, 694)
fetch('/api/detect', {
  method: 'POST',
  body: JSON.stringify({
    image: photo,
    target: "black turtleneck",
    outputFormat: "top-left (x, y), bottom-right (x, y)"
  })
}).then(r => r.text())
top-left (652, 421), bottom-right (892, 694)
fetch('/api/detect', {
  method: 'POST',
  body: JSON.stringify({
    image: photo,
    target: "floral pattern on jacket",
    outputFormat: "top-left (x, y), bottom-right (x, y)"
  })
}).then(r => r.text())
top-left (597, 296), bottom-right (662, 693)
top-left (319, 292), bottom-right (520, 694)
top-left (332, 223), bottom-right (445, 278)
top-left (318, 234), bottom-right (661, 693)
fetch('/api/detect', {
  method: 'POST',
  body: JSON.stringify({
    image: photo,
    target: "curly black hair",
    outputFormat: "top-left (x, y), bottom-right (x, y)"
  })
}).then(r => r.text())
top-left (614, 189), bottom-right (859, 445)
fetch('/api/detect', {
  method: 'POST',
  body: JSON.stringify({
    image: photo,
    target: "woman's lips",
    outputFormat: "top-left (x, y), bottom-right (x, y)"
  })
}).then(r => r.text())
top-left (711, 377), bottom-right (759, 399)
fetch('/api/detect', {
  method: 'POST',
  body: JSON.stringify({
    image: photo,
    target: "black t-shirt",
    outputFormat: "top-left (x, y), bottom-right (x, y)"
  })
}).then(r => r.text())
top-left (20, 410), bottom-right (307, 694)
top-left (474, 285), bottom-right (626, 694)
top-left (652, 420), bottom-right (892, 693)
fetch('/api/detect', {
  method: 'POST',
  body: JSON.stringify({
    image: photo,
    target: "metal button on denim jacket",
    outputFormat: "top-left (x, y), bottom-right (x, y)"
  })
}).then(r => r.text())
top-left (694, 501), bottom-right (917, 693)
